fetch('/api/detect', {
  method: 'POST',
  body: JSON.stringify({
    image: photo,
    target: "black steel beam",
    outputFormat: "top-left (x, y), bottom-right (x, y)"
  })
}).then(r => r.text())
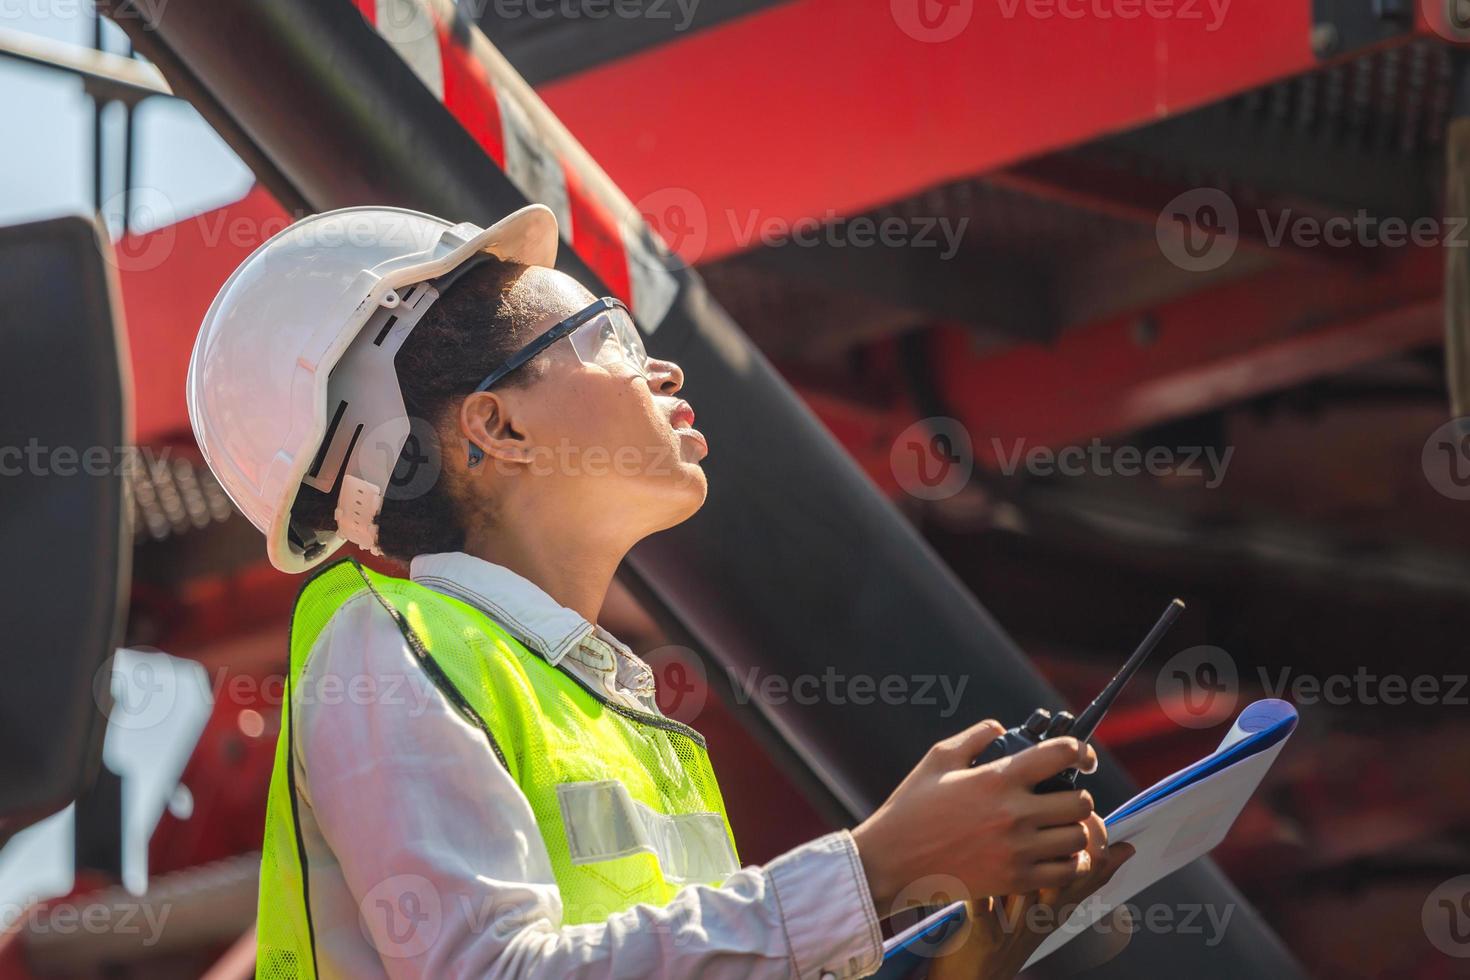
top-left (100, 1), bottom-right (1303, 974)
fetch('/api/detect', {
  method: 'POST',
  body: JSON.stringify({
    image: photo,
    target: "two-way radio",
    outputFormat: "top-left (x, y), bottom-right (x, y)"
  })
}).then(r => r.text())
top-left (969, 599), bottom-right (1186, 793)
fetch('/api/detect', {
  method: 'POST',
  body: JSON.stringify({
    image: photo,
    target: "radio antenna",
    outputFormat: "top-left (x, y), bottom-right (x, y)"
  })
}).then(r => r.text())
top-left (1071, 598), bottom-right (1186, 742)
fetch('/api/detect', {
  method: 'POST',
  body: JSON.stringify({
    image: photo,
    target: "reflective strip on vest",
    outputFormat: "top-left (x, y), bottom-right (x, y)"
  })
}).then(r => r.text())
top-left (556, 780), bottom-right (738, 886)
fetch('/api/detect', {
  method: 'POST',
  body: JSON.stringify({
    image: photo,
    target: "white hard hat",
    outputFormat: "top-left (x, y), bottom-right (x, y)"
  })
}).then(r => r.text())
top-left (188, 204), bottom-right (559, 573)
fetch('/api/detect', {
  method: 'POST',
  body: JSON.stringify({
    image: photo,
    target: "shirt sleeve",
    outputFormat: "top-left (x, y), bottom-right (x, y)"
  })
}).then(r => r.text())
top-left (293, 594), bottom-right (884, 980)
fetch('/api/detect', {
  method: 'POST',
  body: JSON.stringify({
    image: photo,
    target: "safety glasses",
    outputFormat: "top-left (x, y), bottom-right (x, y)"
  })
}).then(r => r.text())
top-left (466, 297), bottom-right (648, 466)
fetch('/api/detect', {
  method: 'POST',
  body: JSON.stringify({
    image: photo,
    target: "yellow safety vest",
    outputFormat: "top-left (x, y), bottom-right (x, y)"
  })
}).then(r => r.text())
top-left (255, 559), bottom-right (738, 978)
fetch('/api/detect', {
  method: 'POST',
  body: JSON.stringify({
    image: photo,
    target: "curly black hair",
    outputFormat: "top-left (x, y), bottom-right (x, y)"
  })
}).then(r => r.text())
top-left (290, 256), bottom-right (548, 565)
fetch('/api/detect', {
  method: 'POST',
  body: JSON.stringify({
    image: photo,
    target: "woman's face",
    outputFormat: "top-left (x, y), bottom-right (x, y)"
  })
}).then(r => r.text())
top-left (463, 267), bottom-right (708, 537)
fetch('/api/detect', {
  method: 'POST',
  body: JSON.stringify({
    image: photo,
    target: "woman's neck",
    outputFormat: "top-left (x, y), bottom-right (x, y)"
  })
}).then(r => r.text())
top-left (460, 515), bottom-right (627, 625)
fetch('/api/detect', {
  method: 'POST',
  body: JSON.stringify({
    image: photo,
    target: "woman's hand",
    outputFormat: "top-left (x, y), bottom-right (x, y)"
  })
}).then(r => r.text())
top-left (853, 721), bottom-right (1102, 911)
top-left (924, 812), bottom-right (1135, 980)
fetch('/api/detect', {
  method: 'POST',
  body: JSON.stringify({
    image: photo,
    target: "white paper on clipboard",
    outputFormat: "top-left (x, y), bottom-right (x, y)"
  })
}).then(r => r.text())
top-left (1023, 699), bottom-right (1297, 968)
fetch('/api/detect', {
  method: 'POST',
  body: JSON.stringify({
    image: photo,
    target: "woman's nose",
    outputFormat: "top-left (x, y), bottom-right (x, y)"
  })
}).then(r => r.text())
top-left (646, 357), bottom-right (684, 395)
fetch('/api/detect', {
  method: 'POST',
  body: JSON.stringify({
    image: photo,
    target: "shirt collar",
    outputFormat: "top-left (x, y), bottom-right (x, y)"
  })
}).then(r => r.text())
top-left (409, 551), bottom-right (595, 666)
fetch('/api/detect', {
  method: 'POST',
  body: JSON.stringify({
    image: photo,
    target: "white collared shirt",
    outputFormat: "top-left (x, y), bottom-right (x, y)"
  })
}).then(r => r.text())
top-left (290, 551), bottom-right (883, 979)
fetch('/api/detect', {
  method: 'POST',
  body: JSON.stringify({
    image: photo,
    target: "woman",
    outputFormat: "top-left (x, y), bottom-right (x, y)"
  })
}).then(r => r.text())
top-left (189, 204), bottom-right (1130, 979)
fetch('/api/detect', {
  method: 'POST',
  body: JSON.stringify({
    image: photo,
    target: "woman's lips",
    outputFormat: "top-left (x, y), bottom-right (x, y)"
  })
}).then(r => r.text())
top-left (670, 402), bottom-right (707, 455)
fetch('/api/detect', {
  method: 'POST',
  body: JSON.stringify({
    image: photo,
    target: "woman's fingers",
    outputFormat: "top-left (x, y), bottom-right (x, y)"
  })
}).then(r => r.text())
top-left (1080, 810), bottom-right (1109, 859)
top-left (1023, 850), bottom-right (1093, 891)
top-left (1025, 788), bottom-right (1094, 827)
top-left (1060, 841), bottom-right (1137, 904)
top-left (1023, 824), bottom-right (1090, 861)
top-left (1008, 738), bottom-right (1092, 783)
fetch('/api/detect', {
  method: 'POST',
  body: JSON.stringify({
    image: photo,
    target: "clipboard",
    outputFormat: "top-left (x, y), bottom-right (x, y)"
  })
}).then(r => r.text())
top-left (873, 699), bottom-right (1298, 976)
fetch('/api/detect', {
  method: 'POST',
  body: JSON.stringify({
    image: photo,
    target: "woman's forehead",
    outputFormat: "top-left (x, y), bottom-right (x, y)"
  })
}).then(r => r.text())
top-left (509, 266), bottom-right (596, 322)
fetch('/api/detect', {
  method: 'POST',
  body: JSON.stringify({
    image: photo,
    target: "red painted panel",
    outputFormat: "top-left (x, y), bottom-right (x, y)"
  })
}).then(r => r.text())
top-left (931, 250), bottom-right (1445, 459)
top-left (564, 163), bottom-right (634, 305)
top-left (540, 0), bottom-right (1316, 260)
top-left (437, 19), bottom-right (507, 167)
top-left (116, 187), bottom-right (290, 445)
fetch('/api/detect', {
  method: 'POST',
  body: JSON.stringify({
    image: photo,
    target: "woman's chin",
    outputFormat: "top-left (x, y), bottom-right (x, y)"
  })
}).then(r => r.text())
top-left (653, 466), bottom-right (708, 529)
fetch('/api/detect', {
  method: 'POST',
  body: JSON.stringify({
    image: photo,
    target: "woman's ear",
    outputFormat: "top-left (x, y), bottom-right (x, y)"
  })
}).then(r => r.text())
top-left (460, 390), bottom-right (533, 470)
